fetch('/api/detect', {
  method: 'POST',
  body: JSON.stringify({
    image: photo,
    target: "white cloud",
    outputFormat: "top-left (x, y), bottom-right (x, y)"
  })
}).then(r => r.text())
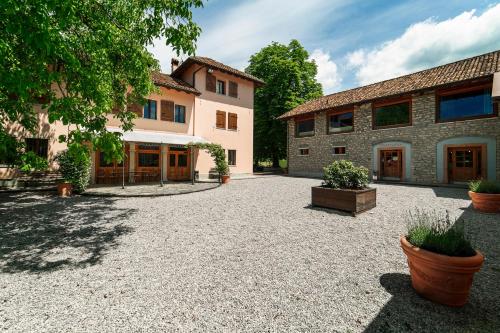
top-left (147, 39), bottom-right (185, 74)
top-left (348, 4), bottom-right (500, 85)
top-left (309, 49), bottom-right (341, 94)
top-left (149, 0), bottom-right (350, 72)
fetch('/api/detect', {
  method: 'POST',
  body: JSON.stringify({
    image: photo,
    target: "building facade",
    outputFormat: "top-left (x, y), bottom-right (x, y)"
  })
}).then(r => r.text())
top-left (281, 51), bottom-right (500, 185)
top-left (1, 57), bottom-right (264, 184)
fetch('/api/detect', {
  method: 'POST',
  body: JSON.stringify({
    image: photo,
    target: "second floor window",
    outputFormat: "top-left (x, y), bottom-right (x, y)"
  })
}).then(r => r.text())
top-left (329, 111), bottom-right (353, 133)
top-left (296, 118), bottom-right (315, 137)
top-left (228, 112), bottom-right (238, 130)
top-left (373, 100), bottom-right (411, 129)
top-left (175, 105), bottom-right (186, 123)
top-left (216, 80), bottom-right (226, 95)
top-left (144, 100), bottom-right (157, 119)
top-left (216, 110), bottom-right (226, 129)
top-left (437, 86), bottom-right (495, 122)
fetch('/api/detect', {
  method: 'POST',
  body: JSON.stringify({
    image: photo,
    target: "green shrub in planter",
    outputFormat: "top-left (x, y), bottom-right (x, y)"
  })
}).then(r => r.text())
top-left (55, 146), bottom-right (91, 193)
top-left (406, 210), bottom-right (475, 257)
top-left (469, 180), bottom-right (500, 194)
top-left (323, 160), bottom-right (369, 190)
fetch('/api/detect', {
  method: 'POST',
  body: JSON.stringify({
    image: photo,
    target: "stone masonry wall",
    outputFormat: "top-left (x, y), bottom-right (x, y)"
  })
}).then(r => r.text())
top-left (287, 90), bottom-right (500, 184)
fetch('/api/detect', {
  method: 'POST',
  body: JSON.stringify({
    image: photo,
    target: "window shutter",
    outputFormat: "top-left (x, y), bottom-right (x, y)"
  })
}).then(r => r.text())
top-left (228, 81), bottom-right (238, 98)
top-left (127, 103), bottom-right (143, 117)
top-left (206, 71), bottom-right (216, 92)
top-left (228, 112), bottom-right (238, 130)
top-left (161, 100), bottom-right (175, 121)
top-left (216, 111), bottom-right (226, 129)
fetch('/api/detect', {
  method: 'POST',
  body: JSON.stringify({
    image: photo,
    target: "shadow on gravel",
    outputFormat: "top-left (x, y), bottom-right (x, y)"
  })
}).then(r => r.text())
top-left (431, 186), bottom-right (469, 200)
top-left (0, 191), bottom-right (135, 274)
top-left (303, 204), bottom-right (353, 217)
top-left (365, 205), bottom-right (500, 333)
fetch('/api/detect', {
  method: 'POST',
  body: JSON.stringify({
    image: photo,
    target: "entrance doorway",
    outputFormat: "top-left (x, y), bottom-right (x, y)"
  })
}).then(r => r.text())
top-left (168, 146), bottom-right (191, 181)
top-left (380, 149), bottom-right (403, 180)
top-left (447, 146), bottom-right (485, 183)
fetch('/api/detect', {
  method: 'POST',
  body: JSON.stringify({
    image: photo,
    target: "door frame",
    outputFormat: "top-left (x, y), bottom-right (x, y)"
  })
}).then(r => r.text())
top-left (443, 144), bottom-right (487, 184)
top-left (377, 147), bottom-right (405, 181)
top-left (167, 146), bottom-right (191, 181)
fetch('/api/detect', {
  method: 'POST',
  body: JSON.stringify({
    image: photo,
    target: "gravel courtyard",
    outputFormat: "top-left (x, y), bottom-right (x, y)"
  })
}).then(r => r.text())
top-left (1, 176), bottom-right (499, 332)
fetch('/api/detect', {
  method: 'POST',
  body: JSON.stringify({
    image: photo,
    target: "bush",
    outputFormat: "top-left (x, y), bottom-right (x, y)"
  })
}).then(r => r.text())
top-left (322, 160), bottom-right (369, 189)
top-left (19, 151), bottom-right (49, 172)
top-left (189, 142), bottom-right (229, 176)
top-left (406, 210), bottom-right (475, 257)
top-left (55, 146), bottom-right (91, 193)
top-left (469, 180), bottom-right (500, 194)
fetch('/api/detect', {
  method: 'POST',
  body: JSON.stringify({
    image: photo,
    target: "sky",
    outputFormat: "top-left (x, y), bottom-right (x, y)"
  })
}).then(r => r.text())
top-left (148, 1), bottom-right (500, 95)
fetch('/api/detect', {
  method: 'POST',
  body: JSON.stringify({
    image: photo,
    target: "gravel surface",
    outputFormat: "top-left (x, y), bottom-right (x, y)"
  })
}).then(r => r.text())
top-left (0, 176), bottom-right (498, 332)
top-left (83, 182), bottom-right (219, 197)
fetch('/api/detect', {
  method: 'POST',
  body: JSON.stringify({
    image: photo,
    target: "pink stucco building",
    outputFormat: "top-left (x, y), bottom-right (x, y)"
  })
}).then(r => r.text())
top-left (1, 57), bottom-right (264, 184)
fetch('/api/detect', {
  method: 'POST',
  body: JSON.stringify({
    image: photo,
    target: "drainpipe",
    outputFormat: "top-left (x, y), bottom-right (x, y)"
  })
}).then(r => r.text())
top-left (160, 141), bottom-right (163, 187)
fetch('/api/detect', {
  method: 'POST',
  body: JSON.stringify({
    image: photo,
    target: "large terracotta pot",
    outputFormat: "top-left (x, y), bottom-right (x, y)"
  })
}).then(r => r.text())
top-left (400, 236), bottom-right (484, 307)
top-left (221, 175), bottom-right (230, 184)
top-left (468, 191), bottom-right (500, 213)
top-left (57, 182), bottom-right (73, 197)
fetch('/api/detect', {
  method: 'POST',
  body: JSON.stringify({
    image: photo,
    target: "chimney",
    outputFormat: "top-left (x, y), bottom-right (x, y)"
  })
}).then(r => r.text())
top-left (171, 58), bottom-right (180, 73)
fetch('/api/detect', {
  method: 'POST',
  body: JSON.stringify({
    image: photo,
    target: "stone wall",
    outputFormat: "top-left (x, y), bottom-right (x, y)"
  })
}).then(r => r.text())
top-left (287, 90), bottom-right (500, 184)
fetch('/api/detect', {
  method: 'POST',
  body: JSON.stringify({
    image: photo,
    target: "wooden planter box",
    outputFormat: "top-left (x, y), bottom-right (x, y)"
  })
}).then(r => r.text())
top-left (311, 186), bottom-right (376, 216)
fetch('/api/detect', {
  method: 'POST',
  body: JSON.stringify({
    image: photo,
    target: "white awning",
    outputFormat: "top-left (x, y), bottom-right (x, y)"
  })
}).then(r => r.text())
top-left (493, 72), bottom-right (500, 100)
top-left (106, 127), bottom-right (208, 145)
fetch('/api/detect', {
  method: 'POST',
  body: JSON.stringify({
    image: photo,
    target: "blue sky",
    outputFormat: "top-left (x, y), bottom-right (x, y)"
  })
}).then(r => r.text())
top-left (149, 1), bottom-right (500, 94)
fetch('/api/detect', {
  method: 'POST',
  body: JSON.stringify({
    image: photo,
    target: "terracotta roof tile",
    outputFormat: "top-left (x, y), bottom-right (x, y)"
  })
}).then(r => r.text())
top-left (172, 56), bottom-right (265, 85)
top-left (152, 72), bottom-right (200, 95)
top-left (279, 50), bottom-right (500, 119)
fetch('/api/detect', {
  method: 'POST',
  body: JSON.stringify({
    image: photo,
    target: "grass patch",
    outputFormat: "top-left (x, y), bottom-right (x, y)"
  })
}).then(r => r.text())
top-left (406, 210), bottom-right (475, 257)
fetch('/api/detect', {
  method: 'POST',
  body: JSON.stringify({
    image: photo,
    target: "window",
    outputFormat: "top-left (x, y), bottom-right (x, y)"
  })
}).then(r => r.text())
top-left (138, 153), bottom-right (159, 167)
top-left (228, 150), bottom-right (236, 166)
top-left (299, 148), bottom-right (309, 156)
top-left (437, 87), bottom-right (495, 122)
top-left (143, 100), bottom-right (157, 119)
top-left (373, 100), bottom-right (411, 128)
top-left (216, 111), bottom-right (226, 129)
top-left (296, 118), bottom-right (315, 137)
top-left (174, 105), bottom-right (186, 123)
top-left (99, 152), bottom-right (113, 167)
top-left (228, 81), bottom-right (238, 98)
top-left (333, 146), bottom-right (346, 155)
top-left (25, 138), bottom-right (48, 158)
top-left (228, 112), bottom-right (238, 130)
top-left (329, 111), bottom-right (353, 133)
top-left (216, 80), bottom-right (226, 95)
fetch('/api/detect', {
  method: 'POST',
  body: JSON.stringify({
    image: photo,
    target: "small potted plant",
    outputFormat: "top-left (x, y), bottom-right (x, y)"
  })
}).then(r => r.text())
top-left (55, 147), bottom-right (91, 197)
top-left (311, 160), bottom-right (376, 216)
top-left (400, 210), bottom-right (484, 307)
top-left (468, 180), bottom-right (500, 213)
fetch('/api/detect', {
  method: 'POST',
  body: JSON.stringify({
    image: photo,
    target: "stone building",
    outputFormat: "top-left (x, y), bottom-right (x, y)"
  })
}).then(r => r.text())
top-left (279, 50), bottom-right (500, 185)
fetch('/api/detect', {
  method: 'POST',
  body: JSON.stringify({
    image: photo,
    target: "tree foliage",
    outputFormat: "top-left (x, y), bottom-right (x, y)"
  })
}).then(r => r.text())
top-left (55, 146), bottom-right (91, 193)
top-left (189, 142), bottom-right (229, 178)
top-left (246, 40), bottom-right (323, 167)
top-left (0, 0), bottom-right (202, 164)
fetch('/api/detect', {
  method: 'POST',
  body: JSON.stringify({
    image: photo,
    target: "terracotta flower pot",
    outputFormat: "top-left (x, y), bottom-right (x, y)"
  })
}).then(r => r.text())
top-left (400, 236), bottom-right (484, 307)
top-left (468, 191), bottom-right (500, 213)
top-left (57, 182), bottom-right (73, 197)
top-left (221, 175), bottom-right (230, 184)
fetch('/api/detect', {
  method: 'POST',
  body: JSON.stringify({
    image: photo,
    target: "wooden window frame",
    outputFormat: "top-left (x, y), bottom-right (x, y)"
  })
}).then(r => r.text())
top-left (216, 110), bottom-right (226, 129)
top-left (228, 81), bottom-right (238, 98)
top-left (327, 107), bottom-right (355, 135)
top-left (174, 104), bottom-right (186, 123)
top-left (299, 148), bottom-right (310, 156)
top-left (435, 83), bottom-right (498, 123)
top-left (372, 96), bottom-right (412, 130)
top-left (295, 115), bottom-right (315, 138)
top-left (332, 146), bottom-right (346, 155)
top-left (228, 149), bottom-right (237, 166)
top-left (216, 80), bottom-right (226, 95)
top-left (143, 99), bottom-right (157, 120)
top-left (25, 138), bottom-right (49, 159)
top-left (228, 112), bottom-right (238, 131)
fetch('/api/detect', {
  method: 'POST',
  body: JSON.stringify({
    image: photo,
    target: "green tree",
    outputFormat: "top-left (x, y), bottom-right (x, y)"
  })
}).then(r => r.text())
top-left (246, 40), bottom-right (322, 167)
top-left (0, 0), bottom-right (202, 163)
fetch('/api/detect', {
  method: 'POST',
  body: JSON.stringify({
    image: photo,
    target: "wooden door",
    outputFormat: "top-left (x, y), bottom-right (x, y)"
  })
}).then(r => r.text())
top-left (448, 147), bottom-right (483, 183)
top-left (380, 149), bottom-right (402, 180)
top-left (167, 147), bottom-right (190, 181)
top-left (135, 144), bottom-right (161, 182)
